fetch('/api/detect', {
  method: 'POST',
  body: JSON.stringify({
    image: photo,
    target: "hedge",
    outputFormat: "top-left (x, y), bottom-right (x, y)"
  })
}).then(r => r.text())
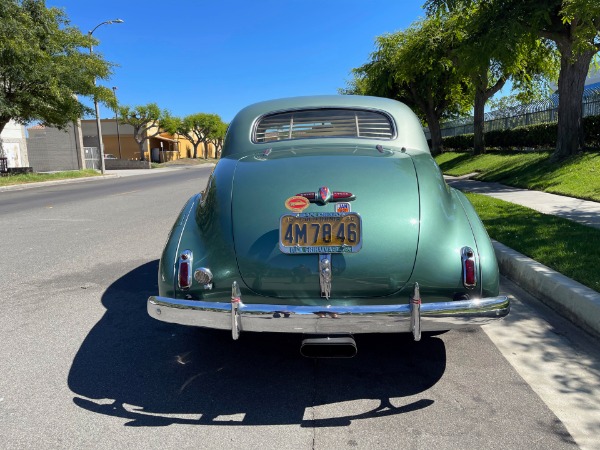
top-left (441, 114), bottom-right (600, 151)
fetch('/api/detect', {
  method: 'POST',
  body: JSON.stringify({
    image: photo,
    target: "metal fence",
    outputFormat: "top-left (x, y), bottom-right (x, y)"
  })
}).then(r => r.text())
top-left (84, 146), bottom-right (100, 170)
top-left (426, 86), bottom-right (600, 138)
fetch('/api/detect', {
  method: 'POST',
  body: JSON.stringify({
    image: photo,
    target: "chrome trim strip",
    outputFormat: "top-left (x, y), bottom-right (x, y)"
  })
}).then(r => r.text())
top-left (147, 294), bottom-right (510, 336)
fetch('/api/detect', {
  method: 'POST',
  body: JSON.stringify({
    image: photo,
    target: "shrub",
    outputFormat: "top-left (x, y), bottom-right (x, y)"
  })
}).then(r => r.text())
top-left (441, 114), bottom-right (600, 151)
top-left (585, 115), bottom-right (600, 148)
top-left (442, 134), bottom-right (473, 150)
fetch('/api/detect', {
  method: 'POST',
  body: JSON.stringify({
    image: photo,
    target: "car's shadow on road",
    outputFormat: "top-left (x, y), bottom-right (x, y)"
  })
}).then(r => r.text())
top-left (68, 261), bottom-right (447, 427)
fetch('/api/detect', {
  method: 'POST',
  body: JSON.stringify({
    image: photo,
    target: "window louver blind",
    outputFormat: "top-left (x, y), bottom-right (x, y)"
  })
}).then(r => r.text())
top-left (254, 109), bottom-right (394, 143)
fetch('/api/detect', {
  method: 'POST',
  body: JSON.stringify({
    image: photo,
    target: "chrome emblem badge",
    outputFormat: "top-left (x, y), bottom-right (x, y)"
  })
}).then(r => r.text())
top-left (294, 189), bottom-right (355, 205)
top-left (318, 186), bottom-right (332, 205)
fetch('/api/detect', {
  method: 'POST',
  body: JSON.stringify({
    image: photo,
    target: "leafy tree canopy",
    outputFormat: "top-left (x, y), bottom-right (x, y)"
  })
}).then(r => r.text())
top-left (342, 15), bottom-right (472, 154)
top-left (163, 113), bottom-right (227, 159)
top-left (436, 1), bottom-right (559, 154)
top-left (0, 0), bottom-right (115, 134)
top-left (118, 103), bottom-right (168, 161)
top-left (426, 0), bottom-right (600, 159)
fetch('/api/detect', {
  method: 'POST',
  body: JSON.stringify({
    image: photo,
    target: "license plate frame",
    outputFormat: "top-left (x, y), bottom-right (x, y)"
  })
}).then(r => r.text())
top-left (279, 212), bottom-right (363, 254)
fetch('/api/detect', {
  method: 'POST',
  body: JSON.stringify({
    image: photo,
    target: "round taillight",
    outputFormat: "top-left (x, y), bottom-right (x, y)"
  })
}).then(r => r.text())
top-left (194, 267), bottom-right (213, 287)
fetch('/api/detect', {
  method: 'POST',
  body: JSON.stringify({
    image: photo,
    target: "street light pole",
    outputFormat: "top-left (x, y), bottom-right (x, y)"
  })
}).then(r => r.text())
top-left (89, 19), bottom-right (124, 174)
top-left (112, 86), bottom-right (122, 159)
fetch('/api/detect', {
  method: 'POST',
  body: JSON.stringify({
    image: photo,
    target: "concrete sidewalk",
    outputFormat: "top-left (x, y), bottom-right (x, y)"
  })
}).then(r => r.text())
top-left (446, 175), bottom-right (600, 229)
top-left (446, 175), bottom-right (600, 339)
top-left (105, 164), bottom-right (215, 178)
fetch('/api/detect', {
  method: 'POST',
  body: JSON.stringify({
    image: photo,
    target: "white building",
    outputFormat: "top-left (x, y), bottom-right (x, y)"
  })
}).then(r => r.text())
top-left (1, 120), bottom-right (29, 168)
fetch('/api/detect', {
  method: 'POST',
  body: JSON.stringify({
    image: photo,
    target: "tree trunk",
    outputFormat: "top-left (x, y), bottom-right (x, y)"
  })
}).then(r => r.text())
top-left (473, 69), bottom-right (506, 156)
top-left (553, 46), bottom-right (595, 160)
top-left (0, 117), bottom-right (9, 157)
top-left (0, 117), bottom-right (10, 136)
top-left (193, 143), bottom-right (199, 159)
top-left (473, 88), bottom-right (487, 155)
top-left (134, 128), bottom-right (146, 161)
top-left (138, 142), bottom-right (145, 161)
top-left (426, 111), bottom-right (443, 156)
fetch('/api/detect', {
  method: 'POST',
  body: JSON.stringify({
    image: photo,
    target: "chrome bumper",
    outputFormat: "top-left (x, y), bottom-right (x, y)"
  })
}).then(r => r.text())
top-left (147, 284), bottom-right (509, 341)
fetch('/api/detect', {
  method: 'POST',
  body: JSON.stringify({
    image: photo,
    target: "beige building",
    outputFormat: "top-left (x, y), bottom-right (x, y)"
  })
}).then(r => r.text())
top-left (80, 119), bottom-right (217, 162)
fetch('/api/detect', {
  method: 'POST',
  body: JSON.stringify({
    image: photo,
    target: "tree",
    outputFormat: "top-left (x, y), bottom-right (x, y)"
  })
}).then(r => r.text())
top-left (427, 0), bottom-right (600, 160)
top-left (164, 113), bottom-right (227, 159)
top-left (0, 0), bottom-right (114, 136)
top-left (207, 119), bottom-right (228, 158)
top-left (343, 16), bottom-right (471, 155)
top-left (118, 103), bottom-right (168, 161)
top-left (536, 1), bottom-right (600, 159)
top-left (432, 2), bottom-right (558, 154)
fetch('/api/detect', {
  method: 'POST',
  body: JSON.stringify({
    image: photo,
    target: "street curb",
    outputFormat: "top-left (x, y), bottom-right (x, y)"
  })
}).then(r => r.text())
top-left (493, 240), bottom-right (600, 339)
top-left (0, 164), bottom-right (216, 193)
top-left (0, 174), bottom-right (116, 192)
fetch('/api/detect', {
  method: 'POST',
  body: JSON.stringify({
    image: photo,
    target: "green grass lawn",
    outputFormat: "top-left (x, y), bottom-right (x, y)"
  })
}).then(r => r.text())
top-left (436, 151), bottom-right (600, 202)
top-left (0, 169), bottom-right (100, 187)
top-left (466, 192), bottom-right (600, 293)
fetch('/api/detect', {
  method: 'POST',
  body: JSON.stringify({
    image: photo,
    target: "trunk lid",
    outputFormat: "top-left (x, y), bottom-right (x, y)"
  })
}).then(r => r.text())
top-left (232, 147), bottom-right (420, 299)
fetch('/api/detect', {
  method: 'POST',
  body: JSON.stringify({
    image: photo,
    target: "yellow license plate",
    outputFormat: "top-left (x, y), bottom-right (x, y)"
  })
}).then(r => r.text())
top-left (279, 212), bottom-right (362, 254)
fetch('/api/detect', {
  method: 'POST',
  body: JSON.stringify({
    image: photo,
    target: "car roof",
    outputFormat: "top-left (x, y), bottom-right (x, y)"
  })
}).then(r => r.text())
top-left (221, 95), bottom-right (430, 158)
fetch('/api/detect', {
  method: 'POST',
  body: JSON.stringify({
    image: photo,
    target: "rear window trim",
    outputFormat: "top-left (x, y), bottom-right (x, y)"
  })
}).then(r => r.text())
top-left (251, 106), bottom-right (397, 144)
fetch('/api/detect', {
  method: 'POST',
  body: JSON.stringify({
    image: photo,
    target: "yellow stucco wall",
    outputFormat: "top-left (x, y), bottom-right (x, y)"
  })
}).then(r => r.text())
top-left (91, 120), bottom-right (219, 161)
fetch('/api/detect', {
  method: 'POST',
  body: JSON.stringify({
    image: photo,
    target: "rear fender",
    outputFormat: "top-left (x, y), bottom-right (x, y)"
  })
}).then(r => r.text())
top-left (408, 153), bottom-right (484, 300)
top-left (454, 190), bottom-right (500, 298)
top-left (162, 158), bottom-right (240, 300)
top-left (158, 194), bottom-right (200, 299)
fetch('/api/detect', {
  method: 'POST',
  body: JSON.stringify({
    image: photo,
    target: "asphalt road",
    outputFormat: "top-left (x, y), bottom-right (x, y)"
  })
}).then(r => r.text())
top-left (1, 166), bottom-right (598, 449)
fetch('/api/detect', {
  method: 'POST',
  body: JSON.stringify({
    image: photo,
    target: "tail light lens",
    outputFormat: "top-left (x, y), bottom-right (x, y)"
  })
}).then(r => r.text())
top-left (178, 250), bottom-right (193, 290)
top-left (461, 247), bottom-right (477, 288)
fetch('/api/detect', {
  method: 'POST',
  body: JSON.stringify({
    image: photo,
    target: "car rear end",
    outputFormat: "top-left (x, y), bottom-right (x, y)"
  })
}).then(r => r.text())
top-left (147, 96), bottom-right (509, 355)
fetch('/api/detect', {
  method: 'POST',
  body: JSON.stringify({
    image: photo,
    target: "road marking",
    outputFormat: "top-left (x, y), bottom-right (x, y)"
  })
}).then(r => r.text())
top-left (111, 190), bottom-right (140, 196)
top-left (38, 218), bottom-right (92, 222)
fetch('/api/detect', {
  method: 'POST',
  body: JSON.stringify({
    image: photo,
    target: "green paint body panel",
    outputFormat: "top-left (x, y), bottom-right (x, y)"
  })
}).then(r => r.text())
top-left (232, 146), bottom-right (419, 298)
top-left (157, 95), bottom-right (500, 307)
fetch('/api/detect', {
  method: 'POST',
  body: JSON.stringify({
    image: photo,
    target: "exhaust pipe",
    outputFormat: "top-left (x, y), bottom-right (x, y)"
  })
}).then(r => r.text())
top-left (300, 335), bottom-right (357, 358)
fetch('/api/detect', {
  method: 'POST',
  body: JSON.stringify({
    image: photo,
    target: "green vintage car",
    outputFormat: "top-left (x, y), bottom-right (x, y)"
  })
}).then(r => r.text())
top-left (148, 95), bottom-right (509, 357)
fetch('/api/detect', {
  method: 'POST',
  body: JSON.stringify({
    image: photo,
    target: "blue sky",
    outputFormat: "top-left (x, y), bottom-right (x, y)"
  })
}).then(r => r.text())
top-left (47, 0), bottom-right (426, 123)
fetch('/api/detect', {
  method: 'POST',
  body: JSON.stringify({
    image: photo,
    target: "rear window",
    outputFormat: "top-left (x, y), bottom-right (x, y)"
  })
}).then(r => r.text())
top-left (253, 108), bottom-right (394, 143)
